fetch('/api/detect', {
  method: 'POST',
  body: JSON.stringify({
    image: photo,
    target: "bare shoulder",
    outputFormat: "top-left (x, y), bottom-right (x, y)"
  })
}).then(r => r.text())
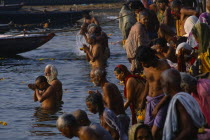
top-left (50, 79), bottom-right (62, 86)
top-left (127, 77), bottom-right (136, 85)
top-left (158, 59), bottom-right (170, 70)
top-left (80, 126), bottom-right (98, 140)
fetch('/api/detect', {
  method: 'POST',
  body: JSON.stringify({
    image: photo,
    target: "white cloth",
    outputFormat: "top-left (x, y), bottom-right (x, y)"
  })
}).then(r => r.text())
top-left (176, 42), bottom-right (192, 54)
top-left (162, 92), bottom-right (205, 140)
top-left (184, 16), bottom-right (198, 37)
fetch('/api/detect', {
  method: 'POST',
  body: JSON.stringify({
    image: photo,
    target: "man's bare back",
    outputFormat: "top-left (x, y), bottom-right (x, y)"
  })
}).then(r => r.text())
top-left (102, 82), bottom-right (125, 115)
top-left (144, 59), bottom-right (170, 97)
top-left (49, 79), bottom-right (63, 102)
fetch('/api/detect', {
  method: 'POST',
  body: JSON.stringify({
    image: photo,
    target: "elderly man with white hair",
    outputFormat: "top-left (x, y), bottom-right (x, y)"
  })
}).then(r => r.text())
top-left (28, 64), bottom-right (63, 103)
top-left (44, 64), bottom-right (63, 103)
top-left (56, 113), bottom-right (100, 140)
top-left (180, 72), bottom-right (210, 127)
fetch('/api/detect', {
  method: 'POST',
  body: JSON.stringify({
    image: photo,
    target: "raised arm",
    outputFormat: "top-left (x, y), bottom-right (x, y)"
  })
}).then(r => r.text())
top-left (35, 86), bottom-right (54, 102)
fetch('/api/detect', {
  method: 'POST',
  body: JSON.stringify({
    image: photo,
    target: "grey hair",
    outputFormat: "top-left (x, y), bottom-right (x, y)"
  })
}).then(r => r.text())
top-left (92, 68), bottom-right (107, 77)
top-left (56, 113), bottom-right (78, 129)
top-left (161, 68), bottom-right (181, 87)
top-left (45, 64), bottom-right (58, 78)
top-left (180, 72), bottom-right (197, 92)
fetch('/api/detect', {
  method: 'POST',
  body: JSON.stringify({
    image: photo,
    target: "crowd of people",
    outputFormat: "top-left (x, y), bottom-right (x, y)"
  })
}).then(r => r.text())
top-left (28, 0), bottom-right (210, 139)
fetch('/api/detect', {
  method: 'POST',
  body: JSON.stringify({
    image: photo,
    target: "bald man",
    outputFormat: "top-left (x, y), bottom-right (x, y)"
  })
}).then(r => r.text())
top-left (71, 109), bottom-right (113, 140)
top-left (160, 69), bottom-right (205, 140)
top-left (57, 113), bottom-right (99, 140)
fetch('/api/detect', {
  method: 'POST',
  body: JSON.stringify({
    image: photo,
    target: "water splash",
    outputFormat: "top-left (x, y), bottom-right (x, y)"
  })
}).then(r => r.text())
top-left (74, 31), bottom-right (88, 56)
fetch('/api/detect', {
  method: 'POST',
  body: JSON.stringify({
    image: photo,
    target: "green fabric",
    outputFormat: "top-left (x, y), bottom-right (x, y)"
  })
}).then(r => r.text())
top-left (128, 123), bottom-right (142, 140)
top-left (192, 23), bottom-right (210, 54)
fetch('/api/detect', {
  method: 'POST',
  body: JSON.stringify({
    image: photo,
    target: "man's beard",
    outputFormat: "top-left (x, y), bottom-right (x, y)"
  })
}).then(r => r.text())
top-left (45, 75), bottom-right (55, 83)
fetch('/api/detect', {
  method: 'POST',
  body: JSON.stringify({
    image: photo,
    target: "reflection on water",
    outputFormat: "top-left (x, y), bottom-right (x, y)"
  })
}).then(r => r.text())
top-left (30, 107), bottom-right (62, 136)
top-left (0, 9), bottom-right (131, 140)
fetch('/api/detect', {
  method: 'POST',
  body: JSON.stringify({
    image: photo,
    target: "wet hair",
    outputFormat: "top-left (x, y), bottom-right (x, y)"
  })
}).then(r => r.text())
top-left (136, 46), bottom-right (157, 62)
top-left (180, 72), bottom-right (197, 92)
top-left (171, 0), bottom-right (182, 8)
top-left (86, 93), bottom-right (104, 115)
top-left (161, 69), bottom-right (181, 88)
top-left (71, 109), bottom-right (90, 126)
top-left (56, 113), bottom-right (78, 129)
top-left (45, 64), bottom-right (58, 78)
top-left (91, 68), bottom-right (107, 78)
top-left (130, 1), bottom-right (144, 10)
top-left (152, 38), bottom-right (167, 48)
top-left (36, 76), bottom-right (47, 83)
top-left (114, 64), bottom-right (131, 75)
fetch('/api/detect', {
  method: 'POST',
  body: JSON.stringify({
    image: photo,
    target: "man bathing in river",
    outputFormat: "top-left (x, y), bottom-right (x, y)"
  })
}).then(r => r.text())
top-left (28, 64), bottom-right (63, 103)
top-left (89, 68), bottom-right (130, 133)
top-left (136, 47), bottom-right (170, 140)
top-left (33, 76), bottom-right (56, 109)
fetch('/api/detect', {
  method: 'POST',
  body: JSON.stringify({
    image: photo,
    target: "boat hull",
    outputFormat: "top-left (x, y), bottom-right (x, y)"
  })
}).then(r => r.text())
top-left (0, 33), bottom-right (55, 56)
top-left (0, 10), bottom-right (89, 25)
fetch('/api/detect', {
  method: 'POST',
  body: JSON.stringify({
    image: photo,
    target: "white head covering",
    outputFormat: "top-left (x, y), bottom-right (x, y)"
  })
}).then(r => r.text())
top-left (184, 16), bottom-right (198, 37)
top-left (176, 42), bottom-right (192, 54)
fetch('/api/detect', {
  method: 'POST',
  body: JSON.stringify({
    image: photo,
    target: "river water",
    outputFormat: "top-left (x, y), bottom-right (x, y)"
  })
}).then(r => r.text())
top-left (0, 9), bottom-right (131, 140)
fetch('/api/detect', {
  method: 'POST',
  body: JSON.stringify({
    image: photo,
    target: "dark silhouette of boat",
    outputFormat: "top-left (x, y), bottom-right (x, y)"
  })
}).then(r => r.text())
top-left (0, 10), bottom-right (89, 25)
top-left (0, 3), bottom-right (23, 11)
top-left (0, 33), bottom-right (55, 56)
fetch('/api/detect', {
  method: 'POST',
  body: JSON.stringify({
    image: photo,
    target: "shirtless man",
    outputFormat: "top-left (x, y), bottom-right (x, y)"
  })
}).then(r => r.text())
top-left (33, 76), bottom-right (56, 109)
top-left (82, 34), bottom-right (106, 68)
top-left (90, 68), bottom-right (130, 133)
top-left (171, 0), bottom-right (198, 36)
top-left (161, 69), bottom-right (205, 140)
top-left (44, 64), bottom-right (63, 103)
top-left (151, 38), bottom-right (177, 63)
top-left (28, 64), bottom-right (63, 103)
top-left (56, 113), bottom-right (100, 140)
top-left (136, 47), bottom-right (170, 140)
top-left (114, 64), bottom-right (146, 124)
top-left (83, 13), bottom-right (99, 26)
top-left (71, 109), bottom-right (113, 140)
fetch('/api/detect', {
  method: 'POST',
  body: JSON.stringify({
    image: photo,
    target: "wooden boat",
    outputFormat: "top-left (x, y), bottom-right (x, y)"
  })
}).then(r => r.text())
top-left (0, 33), bottom-right (55, 56)
top-left (0, 10), bottom-right (89, 25)
top-left (0, 24), bottom-right (9, 33)
top-left (0, 3), bottom-right (23, 11)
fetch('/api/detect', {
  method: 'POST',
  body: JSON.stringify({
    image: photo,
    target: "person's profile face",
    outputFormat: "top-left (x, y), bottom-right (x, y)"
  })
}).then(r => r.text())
top-left (44, 67), bottom-right (51, 76)
top-left (135, 127), bottom-right (152, 140)
top-left (35, 81), bottom-right (45, 91)
top-left (86, 101), bottom-right (98, 114)
top-left (139, 15), bottom-right (149, 26)
top-left (114, 71), bottom-right (124, 81)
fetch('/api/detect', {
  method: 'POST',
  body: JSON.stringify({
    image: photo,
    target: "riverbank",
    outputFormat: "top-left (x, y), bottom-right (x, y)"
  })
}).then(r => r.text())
top-left (22, 2), bottom-right (123, 12)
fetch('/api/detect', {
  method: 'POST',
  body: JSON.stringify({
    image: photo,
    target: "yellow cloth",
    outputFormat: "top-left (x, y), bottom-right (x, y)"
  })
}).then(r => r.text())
top-left (199, 50), bottom-right (210, 73)
top-left (122, 39), bottom-right (126, 45)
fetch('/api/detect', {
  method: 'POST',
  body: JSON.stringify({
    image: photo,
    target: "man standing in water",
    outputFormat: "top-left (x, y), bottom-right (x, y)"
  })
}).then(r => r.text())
top-left (57, 113), bottom-right (100, 140)
top-left (89, 68), bottom-right (130, 133)
top-left (33, 76), bottom-right (57, 109)
top-left (136, 47), bottom-right (170, 140)
top-left (44, 64), bottom-right (63, 103)
top-left (82, 34), bottom-right (106, 69)
top-left (28, 64), bottom-right (63, 103)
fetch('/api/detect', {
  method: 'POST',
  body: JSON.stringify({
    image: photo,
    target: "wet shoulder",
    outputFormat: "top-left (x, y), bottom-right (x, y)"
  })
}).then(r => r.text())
top-left (158, 59), bottom-right (170, 70)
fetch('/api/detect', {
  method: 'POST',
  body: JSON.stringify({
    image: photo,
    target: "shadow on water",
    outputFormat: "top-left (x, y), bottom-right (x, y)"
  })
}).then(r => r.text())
top-left (30, 106), bottom-right (63, 136)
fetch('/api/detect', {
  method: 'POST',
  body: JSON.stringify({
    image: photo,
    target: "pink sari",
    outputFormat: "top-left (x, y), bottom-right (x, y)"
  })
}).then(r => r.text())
top-left (192, 79), bottom-right (210, 127)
